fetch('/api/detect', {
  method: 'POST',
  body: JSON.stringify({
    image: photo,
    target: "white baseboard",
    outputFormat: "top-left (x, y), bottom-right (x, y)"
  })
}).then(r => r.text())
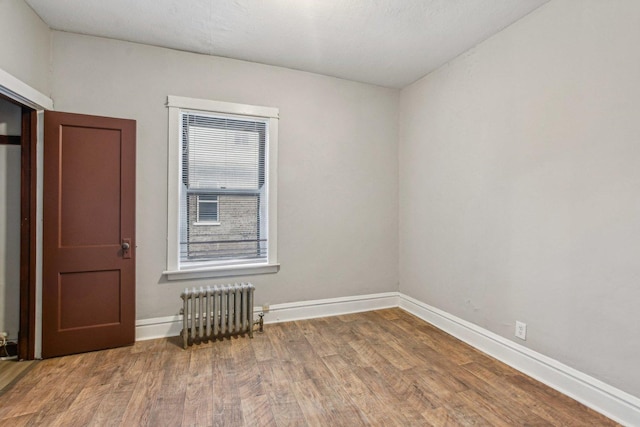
top-left (398, 293), bottom-right (640, 427)
top-left (135, 314), bottom-right (183, 341)
top-left (259, 292), bottom-right (400, 324)
top-left (135, 291), bottom-right (400, 341)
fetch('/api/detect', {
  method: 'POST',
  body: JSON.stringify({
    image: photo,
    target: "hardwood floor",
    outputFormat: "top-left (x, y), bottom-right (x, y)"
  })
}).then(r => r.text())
top-left (0, 360), bottom-right (37, 395)
top-left (0, 309), bottom-right (617, 426)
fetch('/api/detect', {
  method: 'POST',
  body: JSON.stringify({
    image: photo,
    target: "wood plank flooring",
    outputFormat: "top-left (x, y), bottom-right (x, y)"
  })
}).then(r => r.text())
top-left (0, 309), bottom-right (618, 426)
top-left (0, 360), bottom-right (37, 395)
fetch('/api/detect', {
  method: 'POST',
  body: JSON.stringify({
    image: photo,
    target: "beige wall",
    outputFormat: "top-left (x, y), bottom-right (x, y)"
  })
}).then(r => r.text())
top-left (50, 31), bottom-right (400, 320)
top-left (399, 0), bottom-right (640, 397)
top-left (0, 0), bottom-right (51, 95)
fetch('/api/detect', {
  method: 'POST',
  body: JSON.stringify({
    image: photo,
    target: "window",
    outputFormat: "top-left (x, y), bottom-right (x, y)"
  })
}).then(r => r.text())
top-left (165, 96), bottom-right (279, 279)
top-left (195, 195), bottom-right (219, 224)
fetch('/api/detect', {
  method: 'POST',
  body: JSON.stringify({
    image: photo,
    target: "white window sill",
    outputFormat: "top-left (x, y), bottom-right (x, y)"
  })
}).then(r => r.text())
top-left (163, 263), bottom-right (279, 281)
top-left (193, 221), bottom-right (221, 226)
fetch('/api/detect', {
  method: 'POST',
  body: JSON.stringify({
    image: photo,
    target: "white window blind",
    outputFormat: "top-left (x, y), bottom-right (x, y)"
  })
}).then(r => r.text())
top-left (180, 111), bottom-right (268, 264)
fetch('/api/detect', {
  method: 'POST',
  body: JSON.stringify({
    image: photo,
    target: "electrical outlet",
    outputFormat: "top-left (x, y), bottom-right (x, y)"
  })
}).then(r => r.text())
top-left (515, 321), bottom-right (527, 340)
top-left (262, 303), bottom-right (270, 313)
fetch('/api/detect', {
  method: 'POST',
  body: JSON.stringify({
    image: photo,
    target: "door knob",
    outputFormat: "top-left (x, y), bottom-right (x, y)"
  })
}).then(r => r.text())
top-left (121, 238), bottom-right (132, 259)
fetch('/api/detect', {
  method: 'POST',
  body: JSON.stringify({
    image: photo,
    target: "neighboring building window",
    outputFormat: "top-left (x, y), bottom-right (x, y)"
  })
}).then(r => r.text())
top-left (195, 195), bottom-right (219, 224)
top-left (166, 96), bottom-right (279, 279)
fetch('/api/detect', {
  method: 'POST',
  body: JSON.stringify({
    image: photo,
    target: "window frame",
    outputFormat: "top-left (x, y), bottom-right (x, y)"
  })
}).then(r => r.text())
top-left (164, 95), bottom-right (279, 280)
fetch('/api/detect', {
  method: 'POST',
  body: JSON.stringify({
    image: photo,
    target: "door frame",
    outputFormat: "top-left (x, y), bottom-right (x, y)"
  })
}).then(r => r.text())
top-left (18, 107), bottom-right (37, 360)
top-left (1, 70), bottom-right (53, 360)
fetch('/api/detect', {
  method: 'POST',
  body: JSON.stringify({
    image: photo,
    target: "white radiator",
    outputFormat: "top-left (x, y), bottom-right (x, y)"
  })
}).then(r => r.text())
top-left (180, 283), bottom-right (255, 349)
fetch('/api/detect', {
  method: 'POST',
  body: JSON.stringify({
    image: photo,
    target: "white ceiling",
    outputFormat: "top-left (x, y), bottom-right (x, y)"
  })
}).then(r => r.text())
top-left (25, 0), bottom-right (549, 88)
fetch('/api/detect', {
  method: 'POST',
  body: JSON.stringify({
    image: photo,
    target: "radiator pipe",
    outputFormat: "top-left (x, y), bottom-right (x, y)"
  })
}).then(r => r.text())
top-left (254, 312), bottom-right (264, 334)
top-left (181, 288), bottom-right (189, 349)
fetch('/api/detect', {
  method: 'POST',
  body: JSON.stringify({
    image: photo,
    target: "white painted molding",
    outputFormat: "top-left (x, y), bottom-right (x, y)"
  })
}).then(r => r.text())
top-left (398, 293), bottom-right (640, 427)
top-left (259, 292), bottom-right (400, 324)
top-left (167, 95), bottom-right (279, 119)
top-left (0, 68), bottom-right (53, 110)
top-left (135, 315), bottom-right (183, 341)
top-left (163, 263), bottom-right (280, 281)
top-left (135, 291), bottom-right (400, 341)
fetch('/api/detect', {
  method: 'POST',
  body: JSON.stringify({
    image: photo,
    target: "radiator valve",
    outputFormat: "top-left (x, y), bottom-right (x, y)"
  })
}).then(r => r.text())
top-left (254, 312), bottom-right (265, 333)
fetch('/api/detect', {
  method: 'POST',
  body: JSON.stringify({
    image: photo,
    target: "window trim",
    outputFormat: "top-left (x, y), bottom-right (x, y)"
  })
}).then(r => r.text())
top-left (164, 95), bottom-right (279, 280)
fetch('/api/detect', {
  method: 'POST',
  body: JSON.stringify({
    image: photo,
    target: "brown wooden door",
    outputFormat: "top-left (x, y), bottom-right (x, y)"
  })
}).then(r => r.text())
top-left (42, 111), bottom-right (136, 358)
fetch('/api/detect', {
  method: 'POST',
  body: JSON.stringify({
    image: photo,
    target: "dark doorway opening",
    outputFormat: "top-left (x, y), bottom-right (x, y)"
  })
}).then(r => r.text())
top-left (0, 93), bottom-right (37, 360)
